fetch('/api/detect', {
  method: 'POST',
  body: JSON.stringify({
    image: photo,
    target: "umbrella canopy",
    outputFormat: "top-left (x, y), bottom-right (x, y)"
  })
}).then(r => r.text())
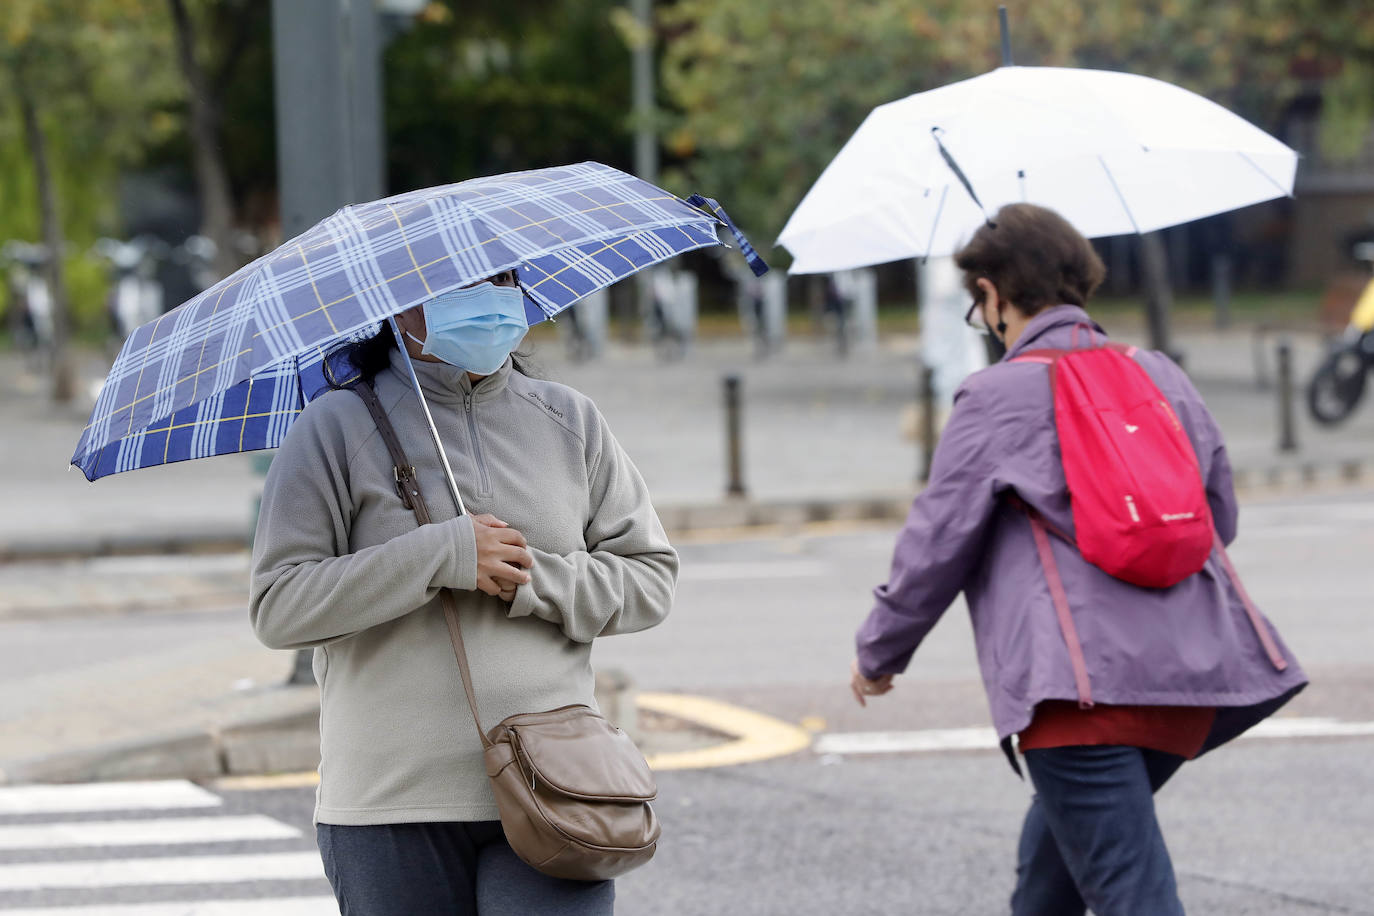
top-left (778, 66), bottom-right (1298, 273)
top-left (73, 162), bottom-right (765, 480)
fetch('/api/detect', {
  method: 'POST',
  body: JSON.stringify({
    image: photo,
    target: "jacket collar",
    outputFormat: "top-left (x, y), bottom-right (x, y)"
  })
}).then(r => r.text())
top-left (386, 348), bottom-right (513, 405)
top-left (1002, 305), bottom-right (1106, 360)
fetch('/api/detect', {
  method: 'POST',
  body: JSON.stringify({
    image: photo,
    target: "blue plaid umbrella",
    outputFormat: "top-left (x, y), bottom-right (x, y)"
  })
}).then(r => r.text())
top-left (72, 162), bottom-right (767, 480)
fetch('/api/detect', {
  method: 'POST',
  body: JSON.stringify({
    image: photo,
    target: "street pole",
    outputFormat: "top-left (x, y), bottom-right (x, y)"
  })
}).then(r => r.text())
top-left (919, 366), bottom-right (937, 483)
top-left (271, 0), bottom-right (386, 685)
top-left (723, 375), bottom-right (746, 498)
top-left (1276, 338), bottom-right (1298, 453)
top-left (630, 0), bottom-right (657, 342)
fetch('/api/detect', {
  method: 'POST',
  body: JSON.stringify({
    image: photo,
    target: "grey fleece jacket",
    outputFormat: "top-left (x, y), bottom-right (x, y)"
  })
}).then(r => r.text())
top-left (249, 348), bottom-right (678, 825)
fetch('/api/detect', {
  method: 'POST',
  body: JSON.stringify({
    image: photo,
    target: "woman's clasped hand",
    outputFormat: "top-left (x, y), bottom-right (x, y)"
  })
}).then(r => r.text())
top-left (470, 513), bottom-right (532, 602)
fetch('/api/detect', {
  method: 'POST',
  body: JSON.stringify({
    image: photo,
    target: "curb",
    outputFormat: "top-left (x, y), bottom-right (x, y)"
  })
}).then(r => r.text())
top-left (0, 673), bottom-right (664, 787)
top-left (0, 494), bottom-right (920, 563)
top-left (4, 458), bottom-right (1372, 563)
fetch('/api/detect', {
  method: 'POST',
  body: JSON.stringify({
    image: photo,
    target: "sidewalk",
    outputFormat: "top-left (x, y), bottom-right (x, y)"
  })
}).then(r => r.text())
top-left (2, 316), bottom-right (1372, 784)
top-left (5, 317), bottom-right (1373, 558)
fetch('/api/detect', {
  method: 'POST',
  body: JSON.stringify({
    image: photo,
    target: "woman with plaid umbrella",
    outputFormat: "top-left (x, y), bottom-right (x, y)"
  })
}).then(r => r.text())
top-left (250, 268), bottom-right (678, 914)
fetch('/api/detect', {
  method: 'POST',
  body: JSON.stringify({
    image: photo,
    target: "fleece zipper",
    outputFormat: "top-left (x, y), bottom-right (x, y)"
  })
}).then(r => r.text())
top-left (463, 393), bottom-right (492, 496)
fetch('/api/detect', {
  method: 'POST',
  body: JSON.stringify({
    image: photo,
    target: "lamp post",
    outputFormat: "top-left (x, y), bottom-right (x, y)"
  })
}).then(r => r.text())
top-left (269, 0), bottom-right (420, 685)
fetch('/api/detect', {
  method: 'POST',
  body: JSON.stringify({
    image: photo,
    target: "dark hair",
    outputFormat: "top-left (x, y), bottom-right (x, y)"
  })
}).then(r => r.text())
top-left (954, 204), bottom-right (1106, 315)
top-left (324, 326), bottom-right (538, 390)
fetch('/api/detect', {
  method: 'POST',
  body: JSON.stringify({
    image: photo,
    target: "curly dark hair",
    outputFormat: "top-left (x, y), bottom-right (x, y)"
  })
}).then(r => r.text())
top-left (954, 204), bottom-right (1106, 315)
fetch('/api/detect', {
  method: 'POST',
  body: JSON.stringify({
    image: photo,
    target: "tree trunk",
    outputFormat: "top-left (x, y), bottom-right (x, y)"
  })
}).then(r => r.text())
top-left (168, 0), bottom-right (239, 280)
top-left (16, 68), bottom-right (76, 403)
top-left (1139, 231), bottom-right (1183, 366)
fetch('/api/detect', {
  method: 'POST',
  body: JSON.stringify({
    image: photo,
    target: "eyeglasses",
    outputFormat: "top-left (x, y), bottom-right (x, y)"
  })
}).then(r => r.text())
top-left (964, 298), bottom-right (990, 334)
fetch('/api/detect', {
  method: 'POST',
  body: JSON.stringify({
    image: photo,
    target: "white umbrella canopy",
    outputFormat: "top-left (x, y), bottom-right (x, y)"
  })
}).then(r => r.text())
top-left (777, 65), bottom-right (1298, 274)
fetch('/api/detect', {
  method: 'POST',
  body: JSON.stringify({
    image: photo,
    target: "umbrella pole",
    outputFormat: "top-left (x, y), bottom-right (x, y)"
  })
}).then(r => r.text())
top-left (388, 315), bottom-right (469, 517)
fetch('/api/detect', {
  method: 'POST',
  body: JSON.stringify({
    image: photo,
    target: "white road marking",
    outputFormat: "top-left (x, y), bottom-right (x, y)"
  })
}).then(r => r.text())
top-left (0, 898), bottom-right (338, 915)
top-left (679, 561), bottom-right (830, 581)
top-left (815, 727), bottom-right (998, 756)
top-left (0, 851), bottom-right (324, 890)
top-left (0, 781), bottom-right (222, 815)
top-left (0, 815), bottom-right (301, 850)
top-left (814, 718), bottom-right (1374, 756)
top-left (1244, 717), bottom-right (1374, 739)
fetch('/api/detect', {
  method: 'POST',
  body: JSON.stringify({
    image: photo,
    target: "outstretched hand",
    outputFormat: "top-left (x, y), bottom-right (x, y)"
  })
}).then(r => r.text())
top-left (850, 659), bottom-right (895, 707)
top-left (471, 513), bottom-right (532, 602)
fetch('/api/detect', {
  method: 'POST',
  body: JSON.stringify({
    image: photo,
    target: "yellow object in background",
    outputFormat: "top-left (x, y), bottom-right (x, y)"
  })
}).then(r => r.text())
top-left (1352, 278), bottom-right (1374, 333)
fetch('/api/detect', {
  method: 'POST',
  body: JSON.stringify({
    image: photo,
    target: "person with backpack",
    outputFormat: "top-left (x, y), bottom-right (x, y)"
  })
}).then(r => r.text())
top-left (849, 203), bottom-right (1307, 915)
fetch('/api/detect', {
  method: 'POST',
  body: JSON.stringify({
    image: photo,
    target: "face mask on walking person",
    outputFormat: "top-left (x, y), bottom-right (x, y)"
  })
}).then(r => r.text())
top-left (412, 282), bottom-right (529, 375)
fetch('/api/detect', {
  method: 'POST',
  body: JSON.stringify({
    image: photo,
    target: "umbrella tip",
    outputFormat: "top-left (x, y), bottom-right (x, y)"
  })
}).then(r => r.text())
top-left (998, 6), bottom-right (1013, 67)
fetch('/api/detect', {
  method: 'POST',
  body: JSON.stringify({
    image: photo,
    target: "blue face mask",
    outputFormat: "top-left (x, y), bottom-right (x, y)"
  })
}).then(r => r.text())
top-left (414, 282), bottom-right (529, 375)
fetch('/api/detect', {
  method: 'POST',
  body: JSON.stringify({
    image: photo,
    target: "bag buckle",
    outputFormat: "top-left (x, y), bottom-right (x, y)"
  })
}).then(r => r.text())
top-left (393, 465), bottom-right (418, 508)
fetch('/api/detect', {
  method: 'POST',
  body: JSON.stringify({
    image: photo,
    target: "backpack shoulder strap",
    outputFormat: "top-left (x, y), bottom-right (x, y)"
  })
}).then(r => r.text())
top-left (347, 381), bottom-right (492, 747)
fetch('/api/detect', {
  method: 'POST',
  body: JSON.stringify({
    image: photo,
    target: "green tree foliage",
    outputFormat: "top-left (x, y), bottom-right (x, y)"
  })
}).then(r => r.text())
top-left (384, 0), bottom-right (636, 192)
top-left (662, 0), bottom-right (1374, 258)
top-left (1, 0), bottom-right (180, 395)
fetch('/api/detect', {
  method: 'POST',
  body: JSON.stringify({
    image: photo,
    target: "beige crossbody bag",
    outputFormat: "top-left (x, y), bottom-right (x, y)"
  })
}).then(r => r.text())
top-left (351, 381), bottom-right (660, 881)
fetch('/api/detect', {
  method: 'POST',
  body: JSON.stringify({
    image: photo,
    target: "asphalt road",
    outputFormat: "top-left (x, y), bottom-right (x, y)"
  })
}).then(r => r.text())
top-left (1, 487), bottom-right (1371, 913)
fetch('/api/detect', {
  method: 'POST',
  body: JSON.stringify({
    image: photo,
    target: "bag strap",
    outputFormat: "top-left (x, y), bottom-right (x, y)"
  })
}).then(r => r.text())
top-left (1212, 533), bottom-right (1289, 671)
top-left (1023, 509), bottom-right (1094, 709)
top-left (350, 381), bottom-right (493, 749)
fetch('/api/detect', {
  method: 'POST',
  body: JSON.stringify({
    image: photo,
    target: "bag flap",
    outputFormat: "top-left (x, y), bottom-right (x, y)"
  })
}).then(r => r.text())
top-left (508, 707), bottom-right (657, 802)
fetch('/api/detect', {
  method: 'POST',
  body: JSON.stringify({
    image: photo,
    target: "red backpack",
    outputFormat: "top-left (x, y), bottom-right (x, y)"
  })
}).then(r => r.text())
top-left (1011, 326), bottom-right (1287, 709)
top-left (1013, 329), bottom-right (1214, 589)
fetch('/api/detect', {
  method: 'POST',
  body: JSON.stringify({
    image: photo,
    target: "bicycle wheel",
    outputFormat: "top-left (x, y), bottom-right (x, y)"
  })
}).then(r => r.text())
top-left (1307, 346), bottom-right (1369, 425)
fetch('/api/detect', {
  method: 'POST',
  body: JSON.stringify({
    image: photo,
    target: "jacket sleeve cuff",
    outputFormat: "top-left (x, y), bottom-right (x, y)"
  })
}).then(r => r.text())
top-left (442, 515), bottom-right (478, 592)
top-left (508, 578), bottom-right (539, 618)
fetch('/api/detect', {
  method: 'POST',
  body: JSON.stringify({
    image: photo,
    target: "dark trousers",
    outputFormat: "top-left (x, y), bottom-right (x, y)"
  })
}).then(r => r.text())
top-left (1011, 746), bottom-right (1187, 916)
top-left (316, 821), bottom-right (615, 916)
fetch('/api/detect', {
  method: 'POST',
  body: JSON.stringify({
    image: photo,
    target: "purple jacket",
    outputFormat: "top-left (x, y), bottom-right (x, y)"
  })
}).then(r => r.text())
top-left (857, 306), bottom-right (1306, 757)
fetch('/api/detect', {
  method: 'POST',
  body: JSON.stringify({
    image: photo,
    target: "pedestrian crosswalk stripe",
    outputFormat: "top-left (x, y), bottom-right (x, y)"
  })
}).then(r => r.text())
top-left (0, 897), bottom-right (337, 915)
top-left (0, 815), bottom-right (300, 850)
top-left (0, 851), bottom-right (324, 890)
top-left (0, 781), bottom-right (221, 815)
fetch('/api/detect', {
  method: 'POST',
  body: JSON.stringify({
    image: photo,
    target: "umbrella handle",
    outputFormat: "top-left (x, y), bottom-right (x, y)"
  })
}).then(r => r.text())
top-left (685, 194), bottom-right (770, 277)
top-left (388, 315), bottom-right (469, 517)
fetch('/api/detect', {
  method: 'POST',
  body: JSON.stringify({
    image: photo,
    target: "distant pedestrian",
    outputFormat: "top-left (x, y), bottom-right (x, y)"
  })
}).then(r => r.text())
top-left (250, 268), bottom-right (678, 915)
top-left (849, 204), bottom-right (1307, 915)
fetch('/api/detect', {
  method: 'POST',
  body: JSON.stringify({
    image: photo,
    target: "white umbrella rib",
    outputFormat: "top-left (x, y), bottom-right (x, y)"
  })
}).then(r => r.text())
top-left (922, 185), bottom-right (951, 262)
top-left (1097, 155), bottom-right (1142, 235)
top-left (1238, 152), bottom-right (1294, 199)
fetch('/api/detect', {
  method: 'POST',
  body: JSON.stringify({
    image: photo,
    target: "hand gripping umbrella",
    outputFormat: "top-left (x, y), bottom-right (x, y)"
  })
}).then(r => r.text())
top-left (777, 65), bottom-right (1298, 273)
top-left (73, 162), bottom-right (767, 515)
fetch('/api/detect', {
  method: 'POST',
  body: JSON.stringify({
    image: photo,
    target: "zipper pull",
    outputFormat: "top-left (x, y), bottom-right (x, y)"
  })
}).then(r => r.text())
top-left (464, 393), bottom-right (472, 413)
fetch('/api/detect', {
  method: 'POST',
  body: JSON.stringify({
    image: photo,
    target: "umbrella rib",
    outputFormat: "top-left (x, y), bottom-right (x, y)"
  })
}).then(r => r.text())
top-left (387, 316), bottom-right (467, 516)
top-left (1238, 152), bottom-right (1293, 199)
top-left (922, 185), bottom-right (950, 262)
top-left (1097, 156), bottom-right (1141, 235)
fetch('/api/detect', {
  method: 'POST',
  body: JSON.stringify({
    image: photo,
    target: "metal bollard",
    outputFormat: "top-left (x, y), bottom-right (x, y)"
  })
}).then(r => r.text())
top-left (919, 366), bottom-right (937, 483)
top-left (723, 374), bottom-right (747, 497)
top-left (1276, 338), bottom-right (1298, 453)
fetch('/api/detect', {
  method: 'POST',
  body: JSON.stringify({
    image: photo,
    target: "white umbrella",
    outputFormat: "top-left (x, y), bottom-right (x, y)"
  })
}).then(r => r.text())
top-left (777, 65), bottom-right (1298, 274)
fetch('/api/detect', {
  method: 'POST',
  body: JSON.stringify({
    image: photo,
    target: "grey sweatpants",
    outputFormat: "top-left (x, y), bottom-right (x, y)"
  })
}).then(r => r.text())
top-left (316, 821), bottom-right (615, 915)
